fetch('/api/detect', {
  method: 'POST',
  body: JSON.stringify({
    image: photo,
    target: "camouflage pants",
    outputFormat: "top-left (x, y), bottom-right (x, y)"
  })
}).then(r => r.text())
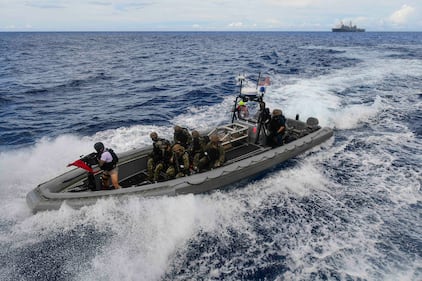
top-left (192, 152), bottom-right (202, 170)
top-left (166, 166), bottom-right (187, 179)
top-left (147, 158), bottom-right (168, 181)
top-left (147, 158), bottom-right (155, 181)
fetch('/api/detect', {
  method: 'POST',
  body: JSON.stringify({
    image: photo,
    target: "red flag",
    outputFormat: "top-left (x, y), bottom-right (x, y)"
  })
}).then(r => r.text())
top-left (67, 159), bottom-right (94, 174)
top-left (258, 77), bottom-right (271, 86)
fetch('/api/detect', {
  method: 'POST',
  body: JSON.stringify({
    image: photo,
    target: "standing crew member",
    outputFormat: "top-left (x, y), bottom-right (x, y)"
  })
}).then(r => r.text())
top-left (94, 142), bottom-right (121, 189)
top-left (236, 100), bottom-right (249, 119)
top-left (269, 109), bottom-right (286, 147)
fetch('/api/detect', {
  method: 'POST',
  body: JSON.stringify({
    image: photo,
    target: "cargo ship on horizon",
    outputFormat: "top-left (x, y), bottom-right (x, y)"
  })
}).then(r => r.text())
top-left (332, 21), bottom-right (365, 32)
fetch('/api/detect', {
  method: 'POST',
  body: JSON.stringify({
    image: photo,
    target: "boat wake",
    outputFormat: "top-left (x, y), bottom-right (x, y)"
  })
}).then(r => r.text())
top-left (1, 42), bottom-right (421, 280)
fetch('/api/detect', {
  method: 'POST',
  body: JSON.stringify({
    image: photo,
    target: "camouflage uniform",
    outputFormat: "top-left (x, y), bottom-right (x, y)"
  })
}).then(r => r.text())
top-left (167, 144), bottom-right (190, 178)
top-left (147, 132), bottom-right (171, 182)
top-left (173, 125), bottom-right (192, 149)
top-left (152, 143), bottom-right (173, 182)
top-left (198, 135), bottom-right (225, 171)
top-left (189, 130), bottom-right (208, 171)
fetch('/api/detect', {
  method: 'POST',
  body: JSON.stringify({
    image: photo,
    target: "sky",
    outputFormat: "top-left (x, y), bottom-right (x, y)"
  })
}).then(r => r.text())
top-left (0, 0), bottom-right (421, 31)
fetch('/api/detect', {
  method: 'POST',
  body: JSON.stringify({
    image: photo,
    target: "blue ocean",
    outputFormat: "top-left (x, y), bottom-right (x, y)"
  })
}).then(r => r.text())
top-left (0, 32), bottom-right (421, 281)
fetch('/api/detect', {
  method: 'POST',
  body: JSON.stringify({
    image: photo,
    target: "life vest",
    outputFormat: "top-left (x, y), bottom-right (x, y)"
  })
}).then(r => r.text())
top-left (207, 145), bottom-right (220, 161)
top-left (191, 135), bottom-right (209, 153)
top-left (174, 128), bottom-right (191, 147)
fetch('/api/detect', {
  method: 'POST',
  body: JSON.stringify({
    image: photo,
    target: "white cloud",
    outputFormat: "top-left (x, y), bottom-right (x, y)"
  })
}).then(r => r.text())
top-left (0, 0), bottom-right (421, 31)
top-left (228, 22), bottom-right (243, 28)
top-left (265, 0), bottom-right (315, 7)
top-left (389, 4), bottom-right (415, 25)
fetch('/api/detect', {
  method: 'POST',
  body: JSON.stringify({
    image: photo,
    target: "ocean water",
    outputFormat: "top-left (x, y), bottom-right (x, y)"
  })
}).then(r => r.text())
top-left (0, 32), bottom-right (421, 281)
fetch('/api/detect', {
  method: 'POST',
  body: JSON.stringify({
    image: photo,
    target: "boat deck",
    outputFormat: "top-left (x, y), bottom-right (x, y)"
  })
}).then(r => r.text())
top-left (117, 142), bottom-right (266, 188)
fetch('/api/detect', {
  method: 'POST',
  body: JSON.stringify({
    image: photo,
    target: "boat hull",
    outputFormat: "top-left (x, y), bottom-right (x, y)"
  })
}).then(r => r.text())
top-left (332, 28), bottom-right (365, 32)
top-left (27, 126), bottom-right (333, 213)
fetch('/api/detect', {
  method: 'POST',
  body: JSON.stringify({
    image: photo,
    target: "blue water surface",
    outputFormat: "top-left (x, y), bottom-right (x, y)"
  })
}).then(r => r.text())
top-left (0, 32), bottom-right (421, 281)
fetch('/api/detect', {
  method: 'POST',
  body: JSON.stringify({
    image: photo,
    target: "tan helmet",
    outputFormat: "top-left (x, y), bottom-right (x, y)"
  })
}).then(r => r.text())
top-left (192, 130), bottom-right (200, 138)
top-left (272, 109), bottom-right (282, 116)
top-left (150, 132), bottom-right (158, 140)
top-left (210, 134), bottom-right (220, 143)
top-left (172, 144), bottom-right (184, 153)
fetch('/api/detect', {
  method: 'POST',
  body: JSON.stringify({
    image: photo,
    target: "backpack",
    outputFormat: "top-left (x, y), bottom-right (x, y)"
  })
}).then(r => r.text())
top-left (108, 148), bottom-right (119, 165)
top-left (101, 148), bottom-right (119, 171)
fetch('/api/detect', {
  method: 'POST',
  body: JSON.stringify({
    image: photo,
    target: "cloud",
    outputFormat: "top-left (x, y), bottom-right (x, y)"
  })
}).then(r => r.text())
top-left (228, 22), bottom-right (243, 28)
top-left (25, 1), bottom-right (66, 9)
top-left (265, 0), bottom-right (315, 8)
top-left (88, 1), bottom-right (112, 6)
top-left (113, 1), bottom-right (151, 12)
top-left (389, 4), bottom-right (415, 25)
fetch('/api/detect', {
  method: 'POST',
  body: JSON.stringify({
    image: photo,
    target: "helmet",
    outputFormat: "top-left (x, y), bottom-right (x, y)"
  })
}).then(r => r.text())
top-left (94, 142), bottom-right (104, 152)
top-left (272, 109), bottom-right (282, 116)
top-left (160, 140), bottom-right (170, 149)
top-left (238, 100), bottom-right (246, 106)
top-left (210, 134), bottom-right (220, 143)
top-left (150, 132), bottom-right (158, 141)
top-left (172, 144), bottom-right (184, 153)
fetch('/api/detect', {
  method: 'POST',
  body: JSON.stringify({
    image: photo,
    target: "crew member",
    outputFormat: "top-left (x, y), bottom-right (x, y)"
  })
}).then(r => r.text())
top-left (269, 109), bottom-right (286, 147)
top-left (189, 130), bottom-right (208, 171)
top-left (173, 125), bottom-right (192, 149)
top-left (147, 132), bottom-right (168, 182)
top-left (167, 144), bottom-right (190, 178)
top-left (236, 100), bottom-right (249, 119)
top-left (94, 142), bottom-right (121, 189)
top-left (198, 134), bottom-right (225, 171)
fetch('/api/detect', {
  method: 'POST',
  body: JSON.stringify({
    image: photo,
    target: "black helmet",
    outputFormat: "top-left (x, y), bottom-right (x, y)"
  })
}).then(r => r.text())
top-left (94, 142), bottom-right (104, 152)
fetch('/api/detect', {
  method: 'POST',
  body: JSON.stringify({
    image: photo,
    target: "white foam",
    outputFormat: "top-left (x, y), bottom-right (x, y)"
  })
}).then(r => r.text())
top-left (1, 45), bottom-right (422, 281)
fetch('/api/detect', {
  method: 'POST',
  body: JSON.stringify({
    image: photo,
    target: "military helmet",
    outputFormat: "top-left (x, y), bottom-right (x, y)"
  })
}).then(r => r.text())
top-left (210, 134), bottom-right (220, 143)
top-left (172, 144), bottom-right (184, 153)
top-left (150, 132), bottom-right (158, 140)
top-left (272, 109), bottom-right (282, 116)
top-left (94, 142), bottom-right (104, 152)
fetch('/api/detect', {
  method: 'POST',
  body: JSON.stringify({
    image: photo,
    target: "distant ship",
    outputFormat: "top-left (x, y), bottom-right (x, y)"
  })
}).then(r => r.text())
top-left (332, 21), bottom-right (365, 32)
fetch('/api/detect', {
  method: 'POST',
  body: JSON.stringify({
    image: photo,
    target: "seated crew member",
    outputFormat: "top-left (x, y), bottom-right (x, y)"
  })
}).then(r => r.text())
top-left (152, 140), bottom-right (173, 182)
top-left (173, 125), bottom-right (192, 149)
top-left (167, 144), bottom-right (190, 178)
top-left (147, 132), bottom-right (168, 182)
top-left (94, 142), bottom-right (121, 189)
top-left (189, 130), bottom-right (208, 172)
top-left (198, 134), bottom-right (225, 172)
top-left (268, 109), bottom-right (286, 147)
top-left (236, 100), bottom-right (249, 119)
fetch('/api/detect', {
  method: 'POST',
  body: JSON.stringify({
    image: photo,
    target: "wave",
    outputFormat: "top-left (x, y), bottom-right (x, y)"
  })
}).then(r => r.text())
top-left (1, 32), bottom-right (422, 281)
